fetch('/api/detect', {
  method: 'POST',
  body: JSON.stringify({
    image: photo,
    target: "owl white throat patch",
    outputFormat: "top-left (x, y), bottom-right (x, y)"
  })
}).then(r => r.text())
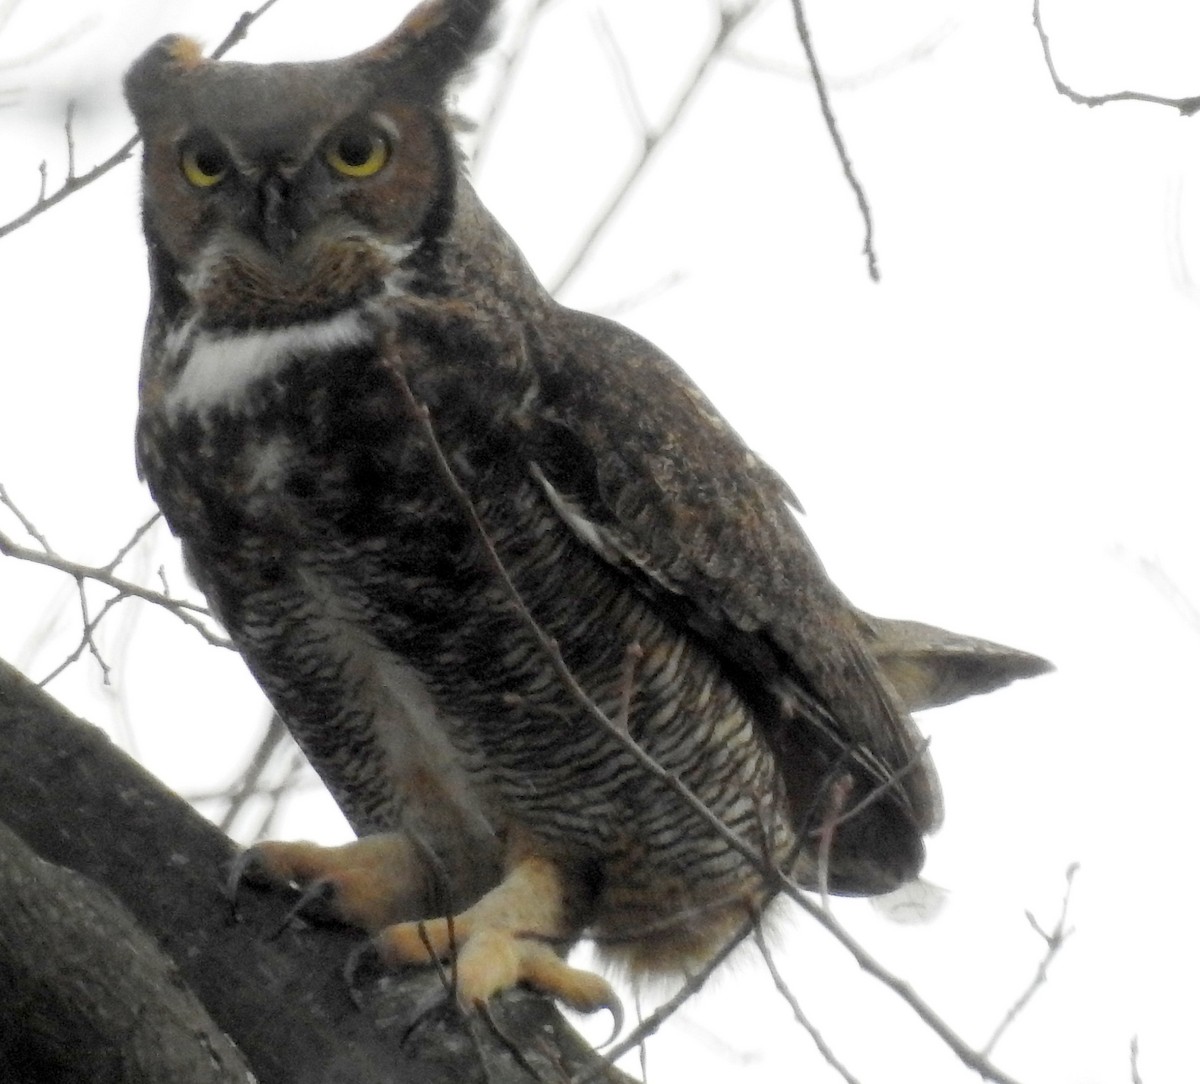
top-left (165, 311), bottom-right (374, 418)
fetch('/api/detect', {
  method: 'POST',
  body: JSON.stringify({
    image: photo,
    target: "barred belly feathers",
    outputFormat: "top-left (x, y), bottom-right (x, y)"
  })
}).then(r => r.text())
top-left (124, 0), bottom-right (1049, 1020)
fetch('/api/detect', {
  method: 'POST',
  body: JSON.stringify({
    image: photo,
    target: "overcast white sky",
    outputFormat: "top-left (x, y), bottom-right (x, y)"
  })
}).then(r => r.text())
top-left (2, 2), bottom-right (1198, 1081)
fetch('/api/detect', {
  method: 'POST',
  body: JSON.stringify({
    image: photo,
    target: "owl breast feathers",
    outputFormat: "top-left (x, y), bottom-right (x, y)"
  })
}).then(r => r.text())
top-left (124, 0), bottom-right (1048, 1018)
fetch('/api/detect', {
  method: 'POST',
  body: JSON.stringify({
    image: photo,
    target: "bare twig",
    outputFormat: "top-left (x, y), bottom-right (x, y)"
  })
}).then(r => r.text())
top-left (753, 924), bottom-right (862, 1084)
top-left (72, 580), bottom-right (112, 683)
top-left (0, 482), bottom-right (50, 551)
top-left (215, 713), bottom-right (291, 834)
top-left (64, 100), bottom-right (76, 179)
top-left (788, 888), bottom-right (1024, 1084)
top-left (817, 736), bottom-right (933, 837)
top-left (209, 0), bottom-right (283, 60)
top-left (549, 3), bottom-right (761, 295)
top-left (787, 0), bottom-right (879, 280)
top-left (247, 745), bottom-right (311, 840)
top-left (103, 513), bottom-right (162, 574)
top-left (1130, 1035), bottom-right (1143, 1084)
top-left (0, 0), bottom-right (283, 240)
top-left (33, 585), bottom-right (122, 686)
top-left (592, 10), bottom-right (652, 136)
top-left (815, 773), bottom-right (853, 910)
top-left (587, 914), bottom-right (758, 1080)
top-left (1124, 550), bottom-right (1200, 634)
top-left (472, 0), bottom-right (555, 169)
top-left (0, 10), bottom-right (99, 72)
top-left (1032, 0), bottom-right (1200, 116)
top-left (982, 863), bottom-right (1078, 1057)
top-left (728, 19), bottom-right (956, 90)
top-left (0, 524), bottom-right (230, 649)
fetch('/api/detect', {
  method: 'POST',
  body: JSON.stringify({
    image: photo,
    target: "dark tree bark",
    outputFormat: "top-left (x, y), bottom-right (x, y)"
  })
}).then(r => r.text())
top-left (0, 658), bottom-right (628, 1084)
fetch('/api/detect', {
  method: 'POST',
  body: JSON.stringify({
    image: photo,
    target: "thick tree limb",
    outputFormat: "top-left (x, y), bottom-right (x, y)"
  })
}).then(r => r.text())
top-left (0, 658), bottom-right (629, 1084)
top-left (0, 820), bottom-right (253, 1083)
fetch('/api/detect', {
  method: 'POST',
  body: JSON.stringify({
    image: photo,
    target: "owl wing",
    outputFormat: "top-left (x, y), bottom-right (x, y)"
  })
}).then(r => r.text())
top-left (523, 307), bottom-right (942, 859)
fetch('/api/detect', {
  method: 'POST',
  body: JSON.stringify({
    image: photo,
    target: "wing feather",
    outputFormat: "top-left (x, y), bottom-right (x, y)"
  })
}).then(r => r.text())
top-left (524, 307), bottom-right (943, 845)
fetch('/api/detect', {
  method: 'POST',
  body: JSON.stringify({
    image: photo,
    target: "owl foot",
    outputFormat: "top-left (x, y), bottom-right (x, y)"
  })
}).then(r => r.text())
top-left (227, 834), bottom-right (425, 932)
top-left (360, 853), bottom-right (623, 1038)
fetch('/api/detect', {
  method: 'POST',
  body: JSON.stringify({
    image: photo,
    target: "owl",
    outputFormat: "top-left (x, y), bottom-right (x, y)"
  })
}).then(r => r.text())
top-left (124, 0), bottom-right (1048, 1024)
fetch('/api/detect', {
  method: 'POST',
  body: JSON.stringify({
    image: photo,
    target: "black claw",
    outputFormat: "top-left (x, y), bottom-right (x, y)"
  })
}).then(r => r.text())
top-left (398, 987), bottom-right (458, 1047)
top-left (267, 877), bottom-right (337, 940)
top-left (343, 937), bottom-right (385, 1011)
top-left (224, 848), bottom-right (268, 920)
top-left (598, 994), bottom-right (624, 1048)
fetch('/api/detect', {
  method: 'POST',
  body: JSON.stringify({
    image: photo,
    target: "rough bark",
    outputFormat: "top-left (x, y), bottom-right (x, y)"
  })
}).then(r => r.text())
top-left (0, 658), bottom-right (628, 1084)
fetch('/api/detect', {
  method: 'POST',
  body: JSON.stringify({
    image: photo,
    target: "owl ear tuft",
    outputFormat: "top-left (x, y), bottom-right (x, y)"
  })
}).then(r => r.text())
top-left (124, 34), bottom-right (206, 124)
top-left (367, 0), bottom-right (499, 98)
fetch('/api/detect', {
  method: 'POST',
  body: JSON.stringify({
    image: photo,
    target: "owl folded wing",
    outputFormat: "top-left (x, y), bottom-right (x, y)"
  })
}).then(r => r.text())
top-left (521, 308), bottom-right (944, 847)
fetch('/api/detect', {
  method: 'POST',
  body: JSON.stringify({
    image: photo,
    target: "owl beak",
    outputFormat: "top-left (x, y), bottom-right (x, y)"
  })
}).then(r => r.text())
top-left (254, 173), bottom-right (300, 260)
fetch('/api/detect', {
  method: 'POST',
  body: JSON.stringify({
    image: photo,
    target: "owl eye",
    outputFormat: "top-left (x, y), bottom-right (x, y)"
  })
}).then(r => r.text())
top-left (325, 126), bottom-right (390, 178)
top-left (180, 141), bottom-right (229, 188)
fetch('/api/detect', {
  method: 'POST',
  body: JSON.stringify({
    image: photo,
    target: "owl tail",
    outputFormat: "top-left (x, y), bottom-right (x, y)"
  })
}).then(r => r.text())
top-left (858, 613), bottom-right (1053, 714)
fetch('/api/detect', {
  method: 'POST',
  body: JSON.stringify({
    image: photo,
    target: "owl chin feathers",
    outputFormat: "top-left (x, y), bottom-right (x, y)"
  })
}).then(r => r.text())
top-left (184, 232), bottom-right (416, 331)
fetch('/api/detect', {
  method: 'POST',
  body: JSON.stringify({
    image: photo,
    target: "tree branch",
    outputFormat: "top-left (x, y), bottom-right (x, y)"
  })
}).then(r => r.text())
top-left (549, 2), bottom-right (761, 296)
top-left (0, 507), bottom-right (230, 653)
top-left (1032, 0), bottom-right (1200, 116)
top-left (0, 0), bottom-right (285, 240)
top-left (787, 0), bottom-right (879, 280)
top-left (0, 820), bottom-right (252, 1083)
top-left (983, 863), bottom-right (1078, 1057)
top-left (0, 657), bottom-right (630, 1084)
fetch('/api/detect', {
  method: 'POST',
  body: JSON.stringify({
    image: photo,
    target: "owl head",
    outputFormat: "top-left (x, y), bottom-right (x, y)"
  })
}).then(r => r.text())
top-left (123, 0), bottom-right (497, 330)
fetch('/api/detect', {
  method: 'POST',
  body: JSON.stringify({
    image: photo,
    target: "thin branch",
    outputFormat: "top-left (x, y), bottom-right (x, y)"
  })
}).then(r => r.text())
top-left (1130, 1036), bottom-right (1143, 1084)
top-left (727, 19), bottom-right (956, 90)
top-left (64, 99), bottom-right (77, 179)
top-left (0, 11), bottom-right (99, 72)
top-left (0, 0), bottom-right (283, 240)
top-left (209, 0), bottom-right (283, 61)
top-left (815, 773), bottom-right (853, 910)
top-left (1032, 0), bottom-right (1200, 116)
top-left (982, 863), bottom-right (1078, 1057)
top-left (549, 3), bottom-right (761, 295)
top-left (247, 745), bottom-right (311, 840)
top-left (0, 481), bottom-right (50, 551)
top-left (592, 9), bottom-right (652, 137)
top-left (1127, 550), bottom-right (1200, 634)
top-left (753, 924), bottom-right (862, 1084)
top-left (103, 512), bottom-right (162, 574)
top-left (0, 129), bottom-right (137, 240)
top-left (68, 578), bottom-right (113, 685)
top-left (215, 712), bottom-right (291, 834)
top-left (787, 0), bottom-right (878, 280)
top-left (472, 0), bottom-right (556, 168)
top-left (787, 889), bottom-right (1024, 1084)
top-left (586, 914), bottom-right (758, 1080)
top-left (0, 524), bottom-right (230, 649)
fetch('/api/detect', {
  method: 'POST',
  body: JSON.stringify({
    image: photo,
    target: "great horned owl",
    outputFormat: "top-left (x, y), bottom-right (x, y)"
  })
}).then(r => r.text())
top-left (124, 0), bottom-right (1048, 1020)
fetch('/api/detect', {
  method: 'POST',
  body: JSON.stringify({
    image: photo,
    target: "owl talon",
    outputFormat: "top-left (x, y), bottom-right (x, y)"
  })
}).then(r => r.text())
top-left (343, 938), bottom-right (386, 1011)
top-left (268, 877), bottom-right (341, 938)
top-left (596, 992), bottom-right (625, 1047)
top-left (224, 845), bottom-right (285, 918)
top-left (224, 835), bottom-right (426, 933)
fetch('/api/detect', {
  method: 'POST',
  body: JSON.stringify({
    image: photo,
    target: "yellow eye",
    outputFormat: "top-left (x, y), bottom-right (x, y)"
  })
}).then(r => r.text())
top-left (180, 142), bottom-right (229, 188)
top-left (325, 128), bottom-right (389, 178)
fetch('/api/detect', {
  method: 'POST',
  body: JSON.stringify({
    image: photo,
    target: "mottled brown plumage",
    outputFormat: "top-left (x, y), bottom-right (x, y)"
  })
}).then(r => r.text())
top-left (124, 0), bottom-right (1049, 1017)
